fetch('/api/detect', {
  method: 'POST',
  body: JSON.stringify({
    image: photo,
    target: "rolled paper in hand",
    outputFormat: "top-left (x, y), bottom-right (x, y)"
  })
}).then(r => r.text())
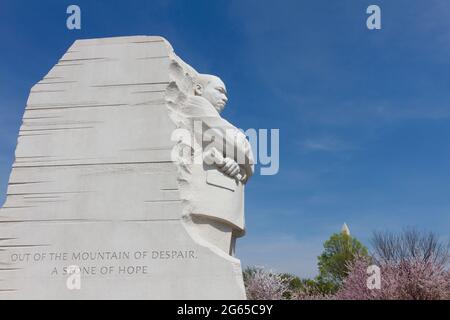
top-left (205, 148), bottom-right (243, 181)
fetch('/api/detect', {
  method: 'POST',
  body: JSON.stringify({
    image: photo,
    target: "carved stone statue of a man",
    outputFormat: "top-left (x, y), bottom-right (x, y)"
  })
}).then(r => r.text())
top-left (193, 74), bottom-right (254, 182)
top-left (179, 73), bottom-right (254, 256)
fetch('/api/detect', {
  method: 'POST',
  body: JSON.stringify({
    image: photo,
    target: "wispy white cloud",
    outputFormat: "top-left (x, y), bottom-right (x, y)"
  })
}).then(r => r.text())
top-left (289, 95), bottom-right (450, 127)
top-left (229, 0), bottom-right (450, 128)
top-left (301, 136), bottom-right (355, 152)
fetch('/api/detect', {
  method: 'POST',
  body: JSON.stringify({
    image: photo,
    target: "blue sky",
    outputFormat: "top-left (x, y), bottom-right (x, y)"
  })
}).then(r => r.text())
top-left (1, 0), bottom-right (450, 278)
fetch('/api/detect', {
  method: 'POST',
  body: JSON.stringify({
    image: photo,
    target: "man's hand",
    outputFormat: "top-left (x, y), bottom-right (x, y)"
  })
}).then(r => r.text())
top-left (218, 157), bottom-right (241, 179)
top-left (203, 148), bottom-right (244, 181)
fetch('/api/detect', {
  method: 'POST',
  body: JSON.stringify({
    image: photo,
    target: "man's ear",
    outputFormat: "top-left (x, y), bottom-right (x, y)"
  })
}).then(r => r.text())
top-left (194, 83), bottom-right (203, 96)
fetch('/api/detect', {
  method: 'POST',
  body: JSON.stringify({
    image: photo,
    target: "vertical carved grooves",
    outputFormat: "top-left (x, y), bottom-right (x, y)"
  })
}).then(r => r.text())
top-left (164, 52), bottom-right (197, 221)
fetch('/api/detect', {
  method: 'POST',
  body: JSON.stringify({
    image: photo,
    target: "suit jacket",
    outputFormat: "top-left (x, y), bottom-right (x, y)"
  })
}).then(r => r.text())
top-left (179, 95), bottom-right (254, 233)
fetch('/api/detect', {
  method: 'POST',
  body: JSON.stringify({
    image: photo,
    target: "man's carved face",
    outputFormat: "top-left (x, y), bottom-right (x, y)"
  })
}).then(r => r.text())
top-left (196, 76), bottom-right (228, 113)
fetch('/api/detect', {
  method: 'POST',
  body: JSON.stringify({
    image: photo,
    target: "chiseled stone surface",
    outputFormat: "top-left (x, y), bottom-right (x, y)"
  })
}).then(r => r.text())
top-left (0, 36), bottom-right (252, 299)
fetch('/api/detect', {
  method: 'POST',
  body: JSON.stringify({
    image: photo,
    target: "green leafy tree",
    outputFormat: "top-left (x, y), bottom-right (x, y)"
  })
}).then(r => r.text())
top-left (279, 273), bottom-right (302, 299)
top-left (317, 227), bottom-right (369, 293)
top-left (243, 225), bottom-right (369, 298)
top-left (280, 274), bottom-right (336, 298)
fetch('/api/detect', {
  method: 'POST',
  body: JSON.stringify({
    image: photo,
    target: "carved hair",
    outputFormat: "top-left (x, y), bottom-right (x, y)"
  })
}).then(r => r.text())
top-left (195, 74), bottom-right (223, 89)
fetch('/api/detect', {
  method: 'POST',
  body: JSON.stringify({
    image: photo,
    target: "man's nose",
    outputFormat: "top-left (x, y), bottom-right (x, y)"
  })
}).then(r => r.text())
top-left (222, 95), bottom-right (228, 103)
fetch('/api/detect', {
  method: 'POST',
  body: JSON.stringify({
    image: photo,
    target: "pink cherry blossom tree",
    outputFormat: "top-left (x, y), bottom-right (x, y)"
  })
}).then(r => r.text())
top-left (244, 267), bottom-right (291, 300)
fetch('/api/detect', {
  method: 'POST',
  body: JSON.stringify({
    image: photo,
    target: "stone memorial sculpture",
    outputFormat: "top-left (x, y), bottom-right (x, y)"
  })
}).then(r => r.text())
top-left (0, 36), bottom-right (253, 299)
